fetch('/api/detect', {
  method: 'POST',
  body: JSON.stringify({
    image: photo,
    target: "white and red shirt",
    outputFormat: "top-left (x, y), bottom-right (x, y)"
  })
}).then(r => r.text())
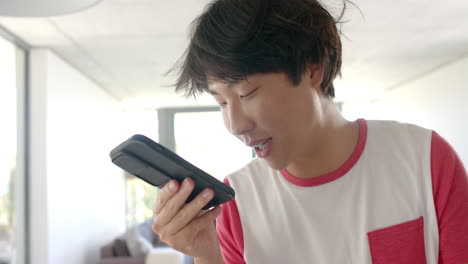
top-left (216, 119), bottom-right (468, 264)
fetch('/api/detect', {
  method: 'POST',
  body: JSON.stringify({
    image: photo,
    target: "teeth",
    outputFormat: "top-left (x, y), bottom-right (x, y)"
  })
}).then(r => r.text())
top-left (254, 139), bottom-right (270, 150)
top-left (256, 144), bottom-right (266, 150)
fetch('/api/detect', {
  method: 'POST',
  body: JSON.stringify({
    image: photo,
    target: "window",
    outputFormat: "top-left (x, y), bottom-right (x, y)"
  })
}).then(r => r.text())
top-left (125, 171), bottom-right (159, 228)
top-left (0, 33), bottom-right (27, 264)
top-left (120, 109), bottom-right (160, 228)
top-left (174, 111), bottom-right (253, 180)
top-left (122, 107), bottom-right (253, 228)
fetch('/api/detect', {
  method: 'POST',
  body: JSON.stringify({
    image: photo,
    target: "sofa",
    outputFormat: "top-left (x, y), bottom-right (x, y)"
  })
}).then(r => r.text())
top-left (99, 218), bottom-right (193, 264)
top-left (99, 240), bottom-right (191, 264)
top-left (99, 239), bottom-right (144, 264)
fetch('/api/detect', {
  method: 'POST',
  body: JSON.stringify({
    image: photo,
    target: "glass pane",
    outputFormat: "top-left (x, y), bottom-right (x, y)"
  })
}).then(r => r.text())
top-left (121, 110), bottom-right (159, 228)
top-left (0, 36), bottom-right (19, 264)
top-left (125, 172), bottom-right (158, 228)
top-left (174, 111), bottom-right (253, 181)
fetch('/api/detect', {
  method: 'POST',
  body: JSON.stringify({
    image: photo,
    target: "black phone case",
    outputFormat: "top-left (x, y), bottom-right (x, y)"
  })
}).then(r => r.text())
top-left (109, 134), bottom-right (235, 209)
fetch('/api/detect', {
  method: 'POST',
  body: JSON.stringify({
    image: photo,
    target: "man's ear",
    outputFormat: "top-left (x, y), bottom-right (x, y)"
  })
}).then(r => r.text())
top-left (306, 63), bottom-right (324, 90)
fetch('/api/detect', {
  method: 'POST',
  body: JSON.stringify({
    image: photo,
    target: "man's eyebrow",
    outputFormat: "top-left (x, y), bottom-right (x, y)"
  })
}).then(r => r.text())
top-left (208, 89), bottom-right (218, 95)
top-left (207, 79), bottom-right (244, 95)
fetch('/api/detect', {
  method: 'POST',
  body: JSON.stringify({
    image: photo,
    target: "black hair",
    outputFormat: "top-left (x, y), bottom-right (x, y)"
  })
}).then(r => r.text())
top-left (171, 0), bottom-right (348, 98)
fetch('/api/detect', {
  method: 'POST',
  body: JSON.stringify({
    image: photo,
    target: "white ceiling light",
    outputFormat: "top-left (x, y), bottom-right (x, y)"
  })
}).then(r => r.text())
top-left (0, 0), bottom-right (101, 17)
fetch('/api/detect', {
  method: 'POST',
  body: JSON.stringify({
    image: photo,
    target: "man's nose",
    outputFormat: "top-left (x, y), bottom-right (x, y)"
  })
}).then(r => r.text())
top-left (226, 102), bottom-right (254, 136)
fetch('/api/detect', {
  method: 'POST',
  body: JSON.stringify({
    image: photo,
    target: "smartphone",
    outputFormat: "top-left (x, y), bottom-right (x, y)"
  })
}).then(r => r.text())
top-left (109, 134), bottom-right (235, 209)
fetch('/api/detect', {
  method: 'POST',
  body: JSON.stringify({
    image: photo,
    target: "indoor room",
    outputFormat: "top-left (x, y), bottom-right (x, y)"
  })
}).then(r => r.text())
top-left (1, 0), bottom-right (467, 263)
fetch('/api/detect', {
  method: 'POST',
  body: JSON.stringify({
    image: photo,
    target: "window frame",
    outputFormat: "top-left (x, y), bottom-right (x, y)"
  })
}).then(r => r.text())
top-left (157, 106), bottom-right (220, 151)
top-left (0, 25), bottom-right (30, 264)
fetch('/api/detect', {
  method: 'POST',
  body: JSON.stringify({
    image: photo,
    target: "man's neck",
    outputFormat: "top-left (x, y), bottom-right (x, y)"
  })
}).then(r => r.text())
top-left (285, 114), bottom-right (360, 180)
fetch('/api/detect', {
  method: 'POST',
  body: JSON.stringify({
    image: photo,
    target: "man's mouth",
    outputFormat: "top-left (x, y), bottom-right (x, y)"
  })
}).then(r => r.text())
top-left (253, 138), bottom-right (272, 151)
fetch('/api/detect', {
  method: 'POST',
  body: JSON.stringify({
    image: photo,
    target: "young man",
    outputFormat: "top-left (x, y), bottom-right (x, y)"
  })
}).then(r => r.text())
top-left (151, 0), bottom-right (468, 263)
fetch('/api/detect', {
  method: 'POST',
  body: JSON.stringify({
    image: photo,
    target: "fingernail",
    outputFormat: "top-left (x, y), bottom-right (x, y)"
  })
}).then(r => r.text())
top-left (183, 178), bottom-right (193, 189)
top-left (202, 189), bottom-right (213, 199)
top-left (168, 181), bottom-right (176, 191)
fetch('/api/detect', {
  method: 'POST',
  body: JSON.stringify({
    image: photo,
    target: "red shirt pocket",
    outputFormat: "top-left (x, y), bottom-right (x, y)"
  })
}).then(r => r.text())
top-left (367, 216), bottom-right (427, 264)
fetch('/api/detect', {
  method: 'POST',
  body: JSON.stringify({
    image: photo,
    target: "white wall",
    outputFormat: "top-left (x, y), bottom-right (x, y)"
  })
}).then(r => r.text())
top-left (343, 56), bottom-right (468, 166)
top-left (29, 49), bottom-right (127, 264)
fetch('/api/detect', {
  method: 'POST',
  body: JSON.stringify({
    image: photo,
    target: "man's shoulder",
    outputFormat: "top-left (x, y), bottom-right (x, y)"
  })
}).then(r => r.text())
top-left (364, 119), bottom-right (434, 157)
top-left (367, 119), bottom-right (430, 131)
top-left (366, 119), bottom-right (432, 138)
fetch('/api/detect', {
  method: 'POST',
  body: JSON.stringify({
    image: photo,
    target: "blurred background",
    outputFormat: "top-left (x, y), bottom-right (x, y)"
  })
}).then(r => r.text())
top-left (0, 0), bottom-right (467, 263)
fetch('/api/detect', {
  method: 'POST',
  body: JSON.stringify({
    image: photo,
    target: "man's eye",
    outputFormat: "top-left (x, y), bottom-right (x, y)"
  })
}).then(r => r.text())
top-left (219, 102), bottom-right (227, 108)
top-left (240, 88), bottom-right (258, 99)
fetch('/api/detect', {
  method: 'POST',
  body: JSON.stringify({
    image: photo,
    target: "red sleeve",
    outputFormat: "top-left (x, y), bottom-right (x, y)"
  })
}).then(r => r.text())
top-left (215, 178), bottom-right (246, 264)
top-left (431, 132), bottom-right (468, 263)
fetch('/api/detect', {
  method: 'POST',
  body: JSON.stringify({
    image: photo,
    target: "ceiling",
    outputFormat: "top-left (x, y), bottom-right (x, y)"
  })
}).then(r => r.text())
top-left (1, 0), bottom-right (467, 108)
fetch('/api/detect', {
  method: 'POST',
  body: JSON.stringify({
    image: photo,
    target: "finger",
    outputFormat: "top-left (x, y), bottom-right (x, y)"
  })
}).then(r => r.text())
top-left (154, 180), bottom-right (179, 216)
top-left (173, 205), bottom-right (222, 243)
top-left (163, 188), bottom-right (215, 235)
top-left (154, 177), bottom-right (195, 228)
top-left (196, 209), bottom-right (209, 217)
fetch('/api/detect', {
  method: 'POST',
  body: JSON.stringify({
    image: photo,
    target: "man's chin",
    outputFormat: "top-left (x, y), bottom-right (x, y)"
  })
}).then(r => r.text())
top-left (263, 157), bottom-right (287, 171)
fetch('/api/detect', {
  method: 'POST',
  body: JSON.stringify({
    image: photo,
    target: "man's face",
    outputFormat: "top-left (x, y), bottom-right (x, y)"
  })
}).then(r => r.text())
top-left (207, 71), bottom-right (323, 170)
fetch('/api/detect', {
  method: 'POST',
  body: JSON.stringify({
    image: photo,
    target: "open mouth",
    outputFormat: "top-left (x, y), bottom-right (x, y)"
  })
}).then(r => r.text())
top-left (254, 137), bottom-right (272, 151)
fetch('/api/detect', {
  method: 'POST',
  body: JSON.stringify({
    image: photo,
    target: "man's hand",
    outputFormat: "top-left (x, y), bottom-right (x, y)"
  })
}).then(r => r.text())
top-left (152, 177), bottom-right (224, 262)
